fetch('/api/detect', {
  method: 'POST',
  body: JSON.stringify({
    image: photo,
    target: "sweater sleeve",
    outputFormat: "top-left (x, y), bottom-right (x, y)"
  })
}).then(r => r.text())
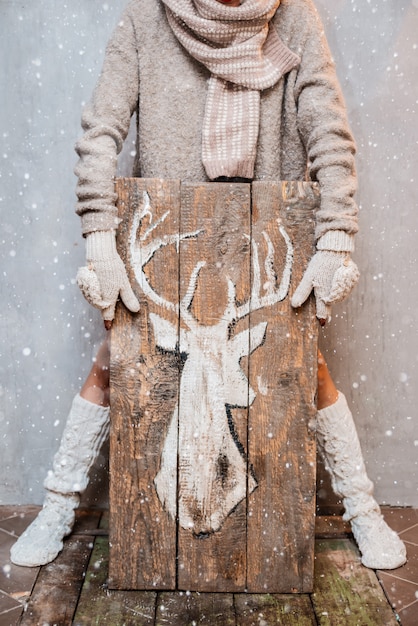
top-left (74, 8), bottom-right (139, 236)
top-left (293, 1), bottom-right (358, 241)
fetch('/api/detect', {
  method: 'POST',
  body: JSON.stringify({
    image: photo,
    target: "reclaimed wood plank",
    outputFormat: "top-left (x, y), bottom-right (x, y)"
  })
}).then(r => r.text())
top-left (74, 536), bottom-right (157, 626)
top-left (155, 591), bottom-right (235, 626)
top-left (110, 179), bottom-right (318, 592)
top-left (176, 182), bottom-right (251, 592)
top-left (109, 178), bottom-right (180, 589)
top-left (312, 539), bottom-right (399, 625)
top-left (72, 508), bottom-right (103, 534)
top-left (234, 593), bottom-right (316, 625)
top-left (1, 517), bottom-right (41, 608)
top-left (246, 181), bottom-right (319, 593)
top-left (315, 516), bottom-right (351, 539)
top-left (20, 534), bottom-right (95, 626)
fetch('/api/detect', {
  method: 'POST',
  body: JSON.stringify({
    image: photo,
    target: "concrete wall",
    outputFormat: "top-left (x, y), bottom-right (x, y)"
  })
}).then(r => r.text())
top-left (1, 0), bottom-right (417, 508)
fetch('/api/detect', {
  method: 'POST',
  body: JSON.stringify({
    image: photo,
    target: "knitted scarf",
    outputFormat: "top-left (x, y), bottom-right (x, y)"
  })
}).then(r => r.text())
top-left (162, 0), bottom-right (300, 179)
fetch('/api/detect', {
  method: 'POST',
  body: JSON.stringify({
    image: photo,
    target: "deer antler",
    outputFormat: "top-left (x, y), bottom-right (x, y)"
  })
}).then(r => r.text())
top-left (130, 191), bottom-right (203, 314)
top-left (230, 219), bottom-right (293, 321)
top-left (179, 260), bottom-right (207, 325)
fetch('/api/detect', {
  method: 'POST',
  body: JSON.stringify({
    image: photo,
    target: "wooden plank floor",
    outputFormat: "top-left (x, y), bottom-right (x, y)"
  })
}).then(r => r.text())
top-left (2, 509), bottom-right (410, 625)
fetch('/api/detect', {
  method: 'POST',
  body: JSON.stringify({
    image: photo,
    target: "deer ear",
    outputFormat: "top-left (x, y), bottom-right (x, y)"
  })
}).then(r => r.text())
top-left (248, 322), bottom-right (268, 354)
top-left (229, 322), bottom-right (267, 359)
top-left (149, 313), bottom-right (178, 352)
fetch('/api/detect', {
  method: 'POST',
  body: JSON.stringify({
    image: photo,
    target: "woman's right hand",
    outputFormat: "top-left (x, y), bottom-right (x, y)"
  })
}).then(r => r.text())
top-left (76, 230), bottom-right (140, 327)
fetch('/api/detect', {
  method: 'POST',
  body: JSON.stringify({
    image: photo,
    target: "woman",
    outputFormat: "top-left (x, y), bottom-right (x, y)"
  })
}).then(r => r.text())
top-left (11, 0), bottom-right (406, 570)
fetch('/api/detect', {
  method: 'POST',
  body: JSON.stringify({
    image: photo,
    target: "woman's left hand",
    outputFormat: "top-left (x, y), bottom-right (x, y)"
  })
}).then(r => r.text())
top-left (291, 250), bottom-right (360, 322)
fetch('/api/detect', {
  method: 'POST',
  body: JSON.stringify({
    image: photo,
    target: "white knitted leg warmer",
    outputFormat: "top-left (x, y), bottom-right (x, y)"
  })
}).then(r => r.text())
top-left (43, 394), bottom-right (110, 494)
top-left (317, 392), bottom-right (406, 570)
top-left (10, 395), bottom-right (110, 567)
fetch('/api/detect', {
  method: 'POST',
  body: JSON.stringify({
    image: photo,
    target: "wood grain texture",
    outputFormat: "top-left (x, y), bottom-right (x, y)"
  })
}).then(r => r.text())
top-left (109, 179), bottom-right (319, 592)
top-left (245, 181), bottom-right (319, 593)
top-left (14, 510), bottom-right (401, 626)
top-left (312, 539), bottom-right (399, 625)
top-left (155, 591), bottom-right (235, 626)
top-left (109, 178), bottom-right (180, 589)
top-left (74, 536), bottom-right (157, 626)
top-left (20, 535), bottom-right (94, 626)
top-left (315, 515), bottom-right (351, 539)
top-left (234, 593), bottom-right (316, 625)
top-left (176, 182), bottom-right (251, 592)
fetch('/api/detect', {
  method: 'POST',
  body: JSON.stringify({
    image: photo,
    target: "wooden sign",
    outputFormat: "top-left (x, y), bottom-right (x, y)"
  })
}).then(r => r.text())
top-left (109, 178), bottom-right (319, 593)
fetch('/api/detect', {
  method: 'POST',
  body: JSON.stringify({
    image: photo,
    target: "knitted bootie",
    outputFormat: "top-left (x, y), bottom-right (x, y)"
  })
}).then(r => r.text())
top-left (10, 394), bottom-right (110, 567)
top-left (317, 393), bottom-right (406, 570)
top-left (10, 491), bottom-right (80, 567)
top-left (350, 510), bottom-right (406, 570)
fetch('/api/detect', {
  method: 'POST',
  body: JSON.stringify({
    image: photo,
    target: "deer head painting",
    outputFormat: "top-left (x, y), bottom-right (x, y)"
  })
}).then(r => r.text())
top-left (129, 190), bottom-right (293, 534)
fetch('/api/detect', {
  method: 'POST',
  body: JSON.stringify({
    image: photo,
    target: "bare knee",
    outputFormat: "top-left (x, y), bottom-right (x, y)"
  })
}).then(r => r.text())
top-left (80, 339), bottom-right (110, 407)
top-left (317, 349), bottom-right (328, 384)
top-left (316, 348), bottom-right (339, 410)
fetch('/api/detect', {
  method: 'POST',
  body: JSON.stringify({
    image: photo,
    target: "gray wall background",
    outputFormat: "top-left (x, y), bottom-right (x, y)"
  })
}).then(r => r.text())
top-left (1, 0), bottom-right (417, 508)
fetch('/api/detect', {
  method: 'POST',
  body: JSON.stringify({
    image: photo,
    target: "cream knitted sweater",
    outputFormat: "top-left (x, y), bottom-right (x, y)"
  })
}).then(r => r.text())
top-left (75, 0), bottom-right (358, 241)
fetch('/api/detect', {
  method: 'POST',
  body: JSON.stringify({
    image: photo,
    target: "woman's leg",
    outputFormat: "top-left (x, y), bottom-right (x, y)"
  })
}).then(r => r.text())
top-left (317, 349), bottom-right (339, 410)
top-left (316, 349), bottom-right (406, 569)
top-left (11, 340), bottom-right (111, 567)
top-left (80, 337), bottom-right (110, 406)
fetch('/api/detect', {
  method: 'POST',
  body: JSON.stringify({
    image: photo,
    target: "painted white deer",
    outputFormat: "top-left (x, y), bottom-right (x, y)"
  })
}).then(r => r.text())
top-left (130, 191), bottom-right (293, 535)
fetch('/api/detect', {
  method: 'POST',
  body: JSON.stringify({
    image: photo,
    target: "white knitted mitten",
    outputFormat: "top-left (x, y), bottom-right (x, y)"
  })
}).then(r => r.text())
top-left (77, 230), bottom-right (140, 322)
top-left (291, 230), bottom-right (359, 321)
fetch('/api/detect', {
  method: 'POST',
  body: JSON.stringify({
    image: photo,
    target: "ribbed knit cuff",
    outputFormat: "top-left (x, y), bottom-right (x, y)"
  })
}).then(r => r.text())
top-left (72, 393), bottom-right (110, 422)
top-left (317, 391), bottom-right (347, 420)
top-left (86, 230), bottom-right (117, 261)
top-left (317, 230), bottom-right (355, 253)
